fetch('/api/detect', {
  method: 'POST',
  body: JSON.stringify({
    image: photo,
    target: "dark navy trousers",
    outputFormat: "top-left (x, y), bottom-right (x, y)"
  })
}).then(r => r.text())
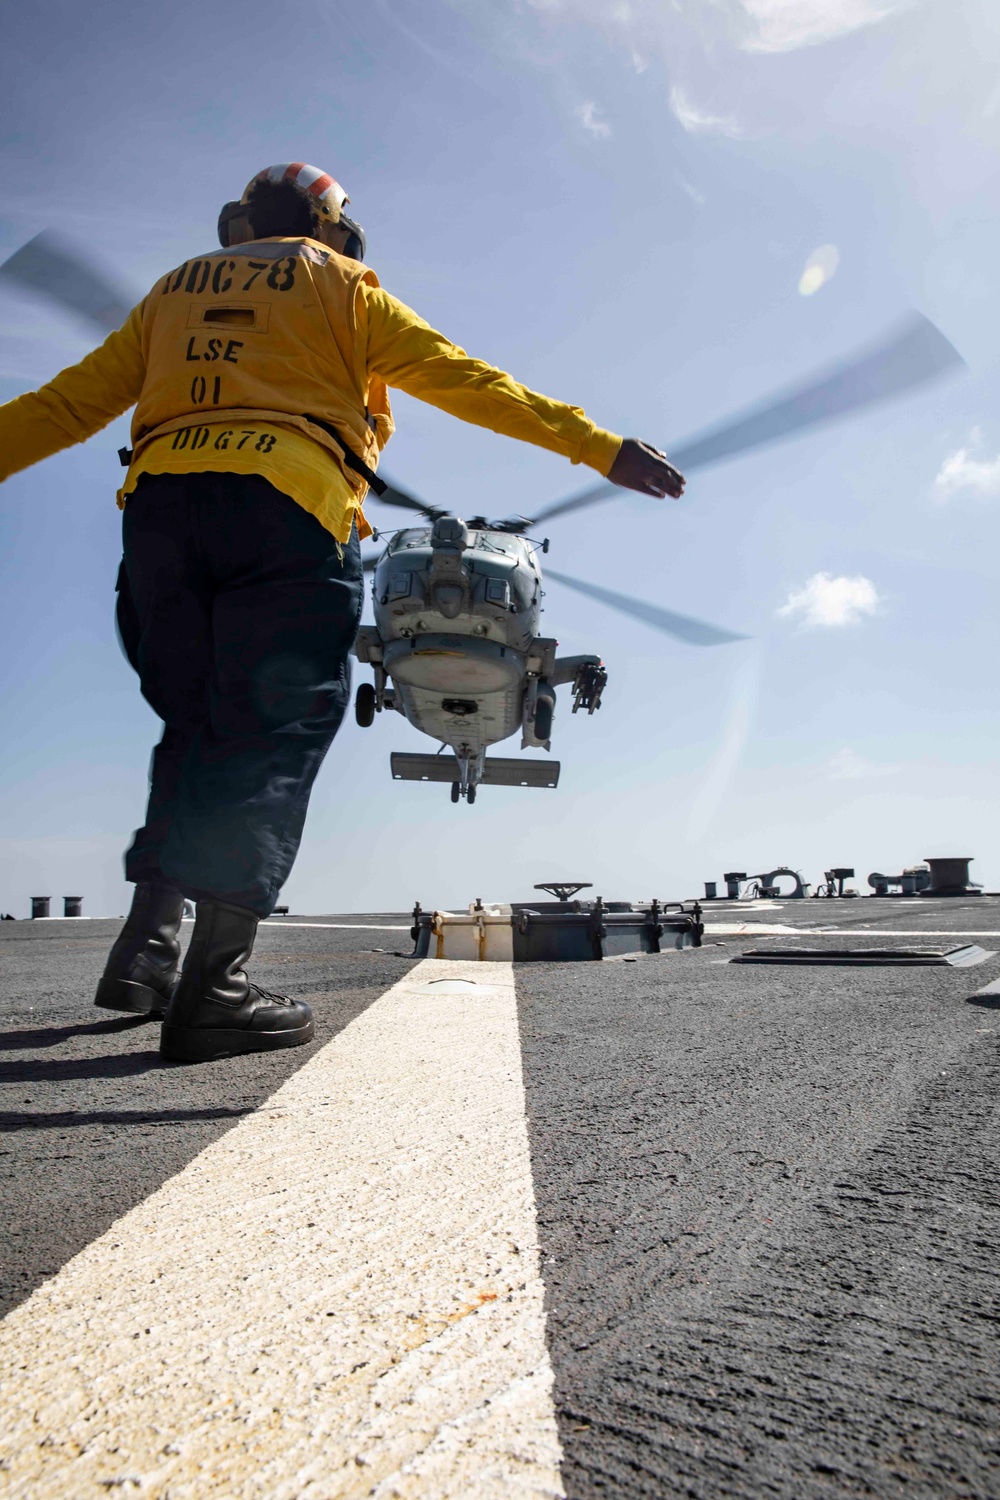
top-left (118, 471), bottom-right (363, 917)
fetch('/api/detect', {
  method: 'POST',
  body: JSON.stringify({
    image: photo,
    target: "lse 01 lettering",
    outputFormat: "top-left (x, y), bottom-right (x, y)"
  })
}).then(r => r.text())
top-left (185, 337), bottom-right (243, 364)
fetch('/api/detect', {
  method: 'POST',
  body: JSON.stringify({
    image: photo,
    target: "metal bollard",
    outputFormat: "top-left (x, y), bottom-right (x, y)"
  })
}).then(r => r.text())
top-left (923, 857), bottom-right (978, 896)
top-left (63, 897), bottom-right (82, 918)
top-left (31, 897), bottom-right (50, 919)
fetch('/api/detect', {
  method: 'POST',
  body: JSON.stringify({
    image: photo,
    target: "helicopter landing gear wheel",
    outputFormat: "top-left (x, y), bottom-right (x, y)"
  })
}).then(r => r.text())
top-left (467, 784), bottom-right (477, 805)
top-left (355, 681), bottom-right (376, 728)
top-left (450, 782), bottom-right (460, 803)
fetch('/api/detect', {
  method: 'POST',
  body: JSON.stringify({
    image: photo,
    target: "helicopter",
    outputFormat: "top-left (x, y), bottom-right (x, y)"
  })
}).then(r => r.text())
top-left (353, 491), bottom-right (752, 801)
top-left (0, 232), bottom-right (964, 801)
top-left (355, 512), bottom-right (607, 802)
top-left (354, 309), bottom-right (963, 800)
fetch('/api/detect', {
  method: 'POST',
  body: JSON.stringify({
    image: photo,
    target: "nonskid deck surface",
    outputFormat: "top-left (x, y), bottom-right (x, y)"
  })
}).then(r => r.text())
top-left (1, 897), bottom-right (998, 1498)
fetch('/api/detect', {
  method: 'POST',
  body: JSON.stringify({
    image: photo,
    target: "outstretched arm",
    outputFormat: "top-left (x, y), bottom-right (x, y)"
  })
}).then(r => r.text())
top-left (361, 285), bottom-right (684, 497)
top-left (0, 303), bottom-right (146, 482)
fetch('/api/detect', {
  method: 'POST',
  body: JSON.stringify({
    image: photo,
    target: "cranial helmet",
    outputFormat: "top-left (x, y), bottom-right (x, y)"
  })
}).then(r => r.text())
top-left (217, 163), bottom-right (366, 260)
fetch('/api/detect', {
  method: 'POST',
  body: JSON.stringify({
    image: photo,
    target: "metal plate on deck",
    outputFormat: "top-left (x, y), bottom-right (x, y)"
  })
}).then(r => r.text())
top-left (731, 944), bottom-right (994, 967)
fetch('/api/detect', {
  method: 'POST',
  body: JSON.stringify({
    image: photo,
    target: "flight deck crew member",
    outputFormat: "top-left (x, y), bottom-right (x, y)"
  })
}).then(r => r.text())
top-left (0, 163), bottom-right (684, 1063)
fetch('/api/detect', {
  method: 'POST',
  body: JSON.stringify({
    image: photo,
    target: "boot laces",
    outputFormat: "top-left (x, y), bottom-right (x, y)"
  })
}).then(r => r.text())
top-left (248, 982), bottom-right (294, 1008)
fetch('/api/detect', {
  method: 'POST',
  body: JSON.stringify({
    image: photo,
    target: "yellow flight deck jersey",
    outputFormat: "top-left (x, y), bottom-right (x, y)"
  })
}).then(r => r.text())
top-left (0, 237), bottom-right (623, 543)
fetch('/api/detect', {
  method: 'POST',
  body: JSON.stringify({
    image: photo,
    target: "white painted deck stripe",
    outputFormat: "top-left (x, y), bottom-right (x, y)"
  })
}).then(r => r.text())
top-left (705, 924), bottom-right (1000, 938)
top-left (263, 921), bottom-right (412, 930)
top-left (29, 920), bottom-right (411, 929)
top-left (0, 959), bottom-right (565, 1499)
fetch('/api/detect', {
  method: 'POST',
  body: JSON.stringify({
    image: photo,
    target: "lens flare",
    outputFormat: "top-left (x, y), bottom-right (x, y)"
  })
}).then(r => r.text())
top-left (798, 243), bottom-right (840, 296)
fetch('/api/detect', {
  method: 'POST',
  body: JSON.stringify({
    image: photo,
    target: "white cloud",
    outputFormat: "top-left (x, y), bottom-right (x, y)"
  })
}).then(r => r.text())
top-left (825, 747), bottom-right (898, 780)
top-left (445, 0), bottom-right (915, 153)
top-left (739, 0), bottom-right (908, 53)
top-left (934, 432), bottom-right (1000, 501)
top-left (777, 571), bottom-right (881, 628)
top-left (676, 174), bottom-right (707, 207)
top-left (485, 0), bottom-right (908, 53)
top-left (576, 100), bottom-right (612, 138)
top-left (669, 85), bottom-right (746, 138)
top-left (798, 243), bottom-right (839, 296)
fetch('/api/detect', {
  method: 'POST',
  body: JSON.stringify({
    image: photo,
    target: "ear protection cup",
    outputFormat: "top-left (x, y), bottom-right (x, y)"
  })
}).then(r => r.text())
top-left (340, 213), bottom-right (366, 262)
top-left (217, 200), bottom-right (245, 248)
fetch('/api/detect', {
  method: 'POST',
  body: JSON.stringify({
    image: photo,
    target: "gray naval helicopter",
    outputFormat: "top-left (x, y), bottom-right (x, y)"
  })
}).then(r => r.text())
top-left (355, 309), bottom-right (963, 801)
top-left (356, 507), bottom-right (608, 803)
top-left (0, 233), bottom-right (964, 802)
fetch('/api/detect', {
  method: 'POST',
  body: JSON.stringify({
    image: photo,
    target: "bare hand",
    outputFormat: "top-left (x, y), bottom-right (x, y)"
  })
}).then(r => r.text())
top-left (608, 438), bottom-right (685, 499)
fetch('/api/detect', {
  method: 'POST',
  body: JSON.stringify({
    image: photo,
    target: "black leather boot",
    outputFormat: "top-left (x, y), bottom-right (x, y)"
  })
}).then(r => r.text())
top-left (94, 881), bottom-right (186, 1016)
top-left (160, 898), bottom-right (314, 1063)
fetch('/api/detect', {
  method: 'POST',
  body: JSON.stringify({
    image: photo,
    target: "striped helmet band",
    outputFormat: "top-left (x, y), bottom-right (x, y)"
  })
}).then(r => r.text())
top-left (242, 164), bottom-right (350, 221)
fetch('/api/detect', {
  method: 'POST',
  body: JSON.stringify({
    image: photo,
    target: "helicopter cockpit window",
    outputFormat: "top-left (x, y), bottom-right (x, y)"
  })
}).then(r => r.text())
top-left (474, 532), bottom-right (525, 558)
top-left (388, 529), bottom-right (433, 553)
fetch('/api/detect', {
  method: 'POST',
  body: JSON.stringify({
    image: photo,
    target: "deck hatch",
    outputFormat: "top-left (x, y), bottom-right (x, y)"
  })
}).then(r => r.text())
top-left (731, 944), bottom-right (994, 967)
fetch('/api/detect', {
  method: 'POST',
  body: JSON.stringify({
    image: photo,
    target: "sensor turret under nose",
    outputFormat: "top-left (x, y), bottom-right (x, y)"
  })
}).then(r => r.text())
top-left (431, 516), bottom-right (470, 551)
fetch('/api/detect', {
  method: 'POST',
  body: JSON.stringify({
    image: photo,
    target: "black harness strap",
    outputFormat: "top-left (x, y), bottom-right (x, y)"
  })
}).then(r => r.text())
top-left (305, 414), bottom-right (387, 496)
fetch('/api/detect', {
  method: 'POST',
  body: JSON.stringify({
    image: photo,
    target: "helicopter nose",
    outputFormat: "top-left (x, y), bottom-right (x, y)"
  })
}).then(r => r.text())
top-left (433, 583), bottom-right (465, 619)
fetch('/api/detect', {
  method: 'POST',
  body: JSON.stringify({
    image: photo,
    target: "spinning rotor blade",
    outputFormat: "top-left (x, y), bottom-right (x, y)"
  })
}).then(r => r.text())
top-left (374, 475), bottom-right (451, 522)
top-left (546, 568), bottom-right (748, 647)
top-left (669, 312), bottom-right (963, 471)
top-left (0, 231), bottom-right (134, 334)
top-left (530, 312), bottom-right (964, 527)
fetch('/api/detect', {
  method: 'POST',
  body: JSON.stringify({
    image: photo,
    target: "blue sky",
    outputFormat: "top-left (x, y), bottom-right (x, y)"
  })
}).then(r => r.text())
top-left (2, 0), bottom-right (1000, 915)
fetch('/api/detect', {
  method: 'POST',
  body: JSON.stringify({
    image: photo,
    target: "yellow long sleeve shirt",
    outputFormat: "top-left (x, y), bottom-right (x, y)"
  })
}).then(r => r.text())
top-left (0, 270), bottom-right (622, 543)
